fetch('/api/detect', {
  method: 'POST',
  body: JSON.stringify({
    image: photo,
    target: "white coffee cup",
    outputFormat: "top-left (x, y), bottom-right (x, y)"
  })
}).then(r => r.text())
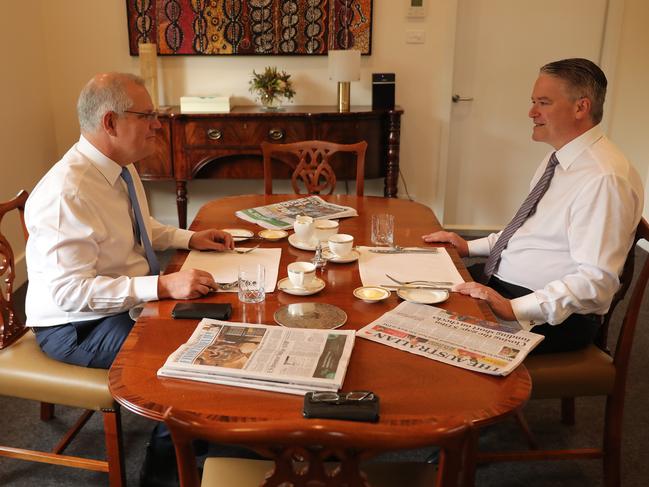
top-left (287, 261), bottom-right (317, 288)
top-left (314, 219), bottom-right (339, 242)
top-left (293, 215), bottom-right (314, 243)
top-left (328, 233), bottom-right (354, 258)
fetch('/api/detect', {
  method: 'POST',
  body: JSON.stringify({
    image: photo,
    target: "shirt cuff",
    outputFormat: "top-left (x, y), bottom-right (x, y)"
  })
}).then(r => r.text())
top-left (132, 275), bottom-right (160, 301)
top-left (467, 237), bottom-right (491, 257)
top-left (510, 293), bottom-right (545, 332)
top-left (172, 229), bottom-right (194, 249)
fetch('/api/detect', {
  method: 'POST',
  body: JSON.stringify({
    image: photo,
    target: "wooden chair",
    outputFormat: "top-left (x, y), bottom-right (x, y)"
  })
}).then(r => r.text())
top-left (0, 190), bottom-right (125, 485)
top-left (164, 408), bottom-right (471, 487)
top-left (473, 218), bottom-right (649, 487)
top-left (261, 140), bottom-right (368, 196)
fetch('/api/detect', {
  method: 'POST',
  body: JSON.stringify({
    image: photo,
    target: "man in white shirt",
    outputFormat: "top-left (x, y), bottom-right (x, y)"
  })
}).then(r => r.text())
top-left (423, 58), bottom-right (643, 353)
top-left (26, 72), bottom-right (234, 369)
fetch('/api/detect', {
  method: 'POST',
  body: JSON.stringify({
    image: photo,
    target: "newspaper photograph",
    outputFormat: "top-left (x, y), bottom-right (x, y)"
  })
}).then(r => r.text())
top-left (235, 195), bottom-right (358, 230)
top-left (356, 301), bottom-right (543, 376)
top-left (158, 319), bottom-right (356, 395)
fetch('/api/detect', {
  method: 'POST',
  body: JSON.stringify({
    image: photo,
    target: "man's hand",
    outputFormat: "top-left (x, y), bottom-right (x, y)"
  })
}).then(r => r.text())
top-left (452, 282), bottom-right (516, 321)
top-left (189, 229), bottom-right (235, 252)
top-left (421, 231), bottom-right (469, 257)
top-left (158, 269), bottom-right (217, 299)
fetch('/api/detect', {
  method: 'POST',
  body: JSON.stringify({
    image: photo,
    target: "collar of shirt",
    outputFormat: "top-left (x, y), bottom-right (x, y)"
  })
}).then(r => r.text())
top-left (77, 135), bottom-right (124, 186)
top-left (553, 124), bottom-right (604, 170)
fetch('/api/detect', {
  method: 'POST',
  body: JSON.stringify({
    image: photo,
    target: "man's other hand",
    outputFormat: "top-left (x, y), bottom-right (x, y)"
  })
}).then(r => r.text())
top-left (158, 269), bottom-right (217, 299)
top-left (421, 231), bottom-right (469, 257)
top-left (189, 229), bottom-right (235, 252)
top-left (452, 282), bottom-right (516, 321)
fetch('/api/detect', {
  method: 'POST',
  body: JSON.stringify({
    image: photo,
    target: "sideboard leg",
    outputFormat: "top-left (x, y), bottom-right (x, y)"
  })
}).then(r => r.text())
top-left (176, 180), bottom-right (188, 229)
top-left (385, 111), bottom-right (402, 198)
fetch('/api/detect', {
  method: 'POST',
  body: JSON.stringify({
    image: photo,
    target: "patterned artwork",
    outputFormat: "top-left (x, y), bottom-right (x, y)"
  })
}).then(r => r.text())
top-left (126, 0), bottom-right (373, 55)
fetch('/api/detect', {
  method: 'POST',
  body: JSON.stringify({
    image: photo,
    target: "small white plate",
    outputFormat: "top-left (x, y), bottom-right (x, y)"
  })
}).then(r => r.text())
top-left (323, 248), bottom-right (360, 264)
top-left (222, 228), bottom-right (254, 242)
top-left (353, 286), bottom-right (391, 303)
top-left (397, 288), bottom-right (449, 304)
top-left (278, 277), bottom-right (326, 296)
top-left (258, 229), bottom-right (288, 241)
top-left (288, 233), bottom-right (321, 251)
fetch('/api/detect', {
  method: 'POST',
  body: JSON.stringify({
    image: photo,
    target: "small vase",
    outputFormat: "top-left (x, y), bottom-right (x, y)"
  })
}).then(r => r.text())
top-left (260, 95), bottom-right (282, 111)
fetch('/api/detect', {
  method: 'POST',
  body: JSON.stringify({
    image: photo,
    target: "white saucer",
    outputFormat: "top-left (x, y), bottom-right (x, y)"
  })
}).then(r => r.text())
top-left (278, 277), bottom-right (326, 296)
top-left (397, 288), bottom-right (449, 305)
top-left (222, 228), bottom-right (254, 242)
top-left (288, 233), bottom-right (321, 251)
top-left (323, 248), bottom-right (360, 264)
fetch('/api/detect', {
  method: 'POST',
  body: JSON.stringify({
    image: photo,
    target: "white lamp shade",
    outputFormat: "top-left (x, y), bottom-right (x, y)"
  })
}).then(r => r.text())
top-left (328, 49), bottom-right (361, 82)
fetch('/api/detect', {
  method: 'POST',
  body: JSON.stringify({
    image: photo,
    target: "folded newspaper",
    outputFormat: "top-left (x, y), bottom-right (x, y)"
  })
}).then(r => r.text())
top-left (158, 319), bottom-right (355, 395)
top-left (357, 301), bottom-right (543, 376)
top-left (235, 195), bottom-right (358, 230)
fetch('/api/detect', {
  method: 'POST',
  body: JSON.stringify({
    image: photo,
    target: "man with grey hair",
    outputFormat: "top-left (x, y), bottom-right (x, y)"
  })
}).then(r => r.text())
top-left (423, 58), bottom-right (643, 353)
top-left (25, 72), bottom-right (234, 369)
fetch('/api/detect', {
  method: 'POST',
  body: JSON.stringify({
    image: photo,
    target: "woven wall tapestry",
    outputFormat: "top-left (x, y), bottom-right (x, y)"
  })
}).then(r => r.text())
top-left (127, 0), bottom-right (373, 55)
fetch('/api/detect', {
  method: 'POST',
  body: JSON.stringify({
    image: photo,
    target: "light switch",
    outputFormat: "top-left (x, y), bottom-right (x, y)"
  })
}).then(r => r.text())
top-left (406, 30), bottom-right (425, 44)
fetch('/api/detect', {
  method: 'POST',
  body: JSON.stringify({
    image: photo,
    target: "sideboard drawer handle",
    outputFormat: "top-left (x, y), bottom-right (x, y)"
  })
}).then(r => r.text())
top-left (268, 128), bottom-right (284, 141)
top-left (207, 128), bottom-right (222, 140)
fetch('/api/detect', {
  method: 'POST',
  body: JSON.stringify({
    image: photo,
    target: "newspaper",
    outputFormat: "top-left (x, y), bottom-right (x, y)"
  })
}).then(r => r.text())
top-left (357, 301), bottom-right (543, 376)
top-left (158, 319), bottom-right (355, 395)
top-left (235, 195), bottom-right (358, 230)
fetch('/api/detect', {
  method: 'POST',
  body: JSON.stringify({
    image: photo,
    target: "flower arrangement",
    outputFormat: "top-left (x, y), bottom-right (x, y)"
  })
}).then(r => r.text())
top-left (249, 66), bottom-right (296, 109)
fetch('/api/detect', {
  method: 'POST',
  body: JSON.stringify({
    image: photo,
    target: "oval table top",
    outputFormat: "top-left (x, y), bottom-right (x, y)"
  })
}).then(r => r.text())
top-left (109, 194), bottom-right (531, 451)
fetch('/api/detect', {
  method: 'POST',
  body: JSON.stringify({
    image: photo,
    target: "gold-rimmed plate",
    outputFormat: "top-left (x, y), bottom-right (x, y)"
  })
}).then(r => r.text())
top-left (258, 229), bottom-right (288, 241)
top-left (397, 287), bottom-right (449, 305)
top-left (222, 228), bottom-right (254, 242)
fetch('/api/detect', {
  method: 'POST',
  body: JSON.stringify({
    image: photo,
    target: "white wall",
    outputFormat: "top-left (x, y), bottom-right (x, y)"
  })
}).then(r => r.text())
top-left (0, 2), bottom-right (57, 287)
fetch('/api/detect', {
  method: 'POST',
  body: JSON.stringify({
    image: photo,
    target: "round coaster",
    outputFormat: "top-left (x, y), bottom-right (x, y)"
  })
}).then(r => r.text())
top-left (274, 302), bottom-right (347, 329)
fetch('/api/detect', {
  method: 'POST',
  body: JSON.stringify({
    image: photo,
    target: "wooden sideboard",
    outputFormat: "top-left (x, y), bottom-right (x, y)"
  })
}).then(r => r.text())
top-left (134, 105), bottom-right (404, 228)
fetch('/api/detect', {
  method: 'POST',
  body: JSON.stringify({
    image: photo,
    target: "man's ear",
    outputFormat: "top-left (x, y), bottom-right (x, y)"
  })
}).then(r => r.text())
top-left (575, 97), bottom-right (592, 121)
top-left (102, 111), bottom-right (118, 136)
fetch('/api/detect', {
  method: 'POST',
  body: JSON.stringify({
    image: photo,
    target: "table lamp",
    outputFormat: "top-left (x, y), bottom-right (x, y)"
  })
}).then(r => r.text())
top-left (328, 49), bottom-right (361, 112)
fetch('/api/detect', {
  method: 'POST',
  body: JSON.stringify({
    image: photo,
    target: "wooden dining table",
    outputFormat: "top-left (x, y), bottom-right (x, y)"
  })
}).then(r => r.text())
top-left (109, 194), bottom-right (531, 486)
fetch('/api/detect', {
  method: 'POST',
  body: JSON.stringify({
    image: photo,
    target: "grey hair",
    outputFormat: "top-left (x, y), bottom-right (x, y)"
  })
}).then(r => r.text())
top-left (540, 58), bottom-right (607, 124)
top-left (77, 73), bottom-right (145, 132)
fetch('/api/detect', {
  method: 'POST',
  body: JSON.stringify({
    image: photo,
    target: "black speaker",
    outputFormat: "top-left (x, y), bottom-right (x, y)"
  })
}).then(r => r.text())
top-left (372, 73), bottom-right (395, 110)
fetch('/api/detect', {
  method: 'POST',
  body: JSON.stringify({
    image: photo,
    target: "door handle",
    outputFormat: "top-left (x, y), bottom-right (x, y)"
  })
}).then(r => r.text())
top-left (452, 94), bottom-right (474, 103)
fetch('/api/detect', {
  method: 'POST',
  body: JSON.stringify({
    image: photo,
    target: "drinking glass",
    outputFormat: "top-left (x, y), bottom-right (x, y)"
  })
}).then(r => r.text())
top-left (238, 264), bottom-right (266, 303)
top-left (371, 213), bottom-right (394, 246)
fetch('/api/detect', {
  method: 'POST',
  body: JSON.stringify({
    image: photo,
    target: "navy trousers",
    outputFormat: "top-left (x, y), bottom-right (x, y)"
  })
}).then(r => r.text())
top-left (33, 312), bottom-right (135, 369)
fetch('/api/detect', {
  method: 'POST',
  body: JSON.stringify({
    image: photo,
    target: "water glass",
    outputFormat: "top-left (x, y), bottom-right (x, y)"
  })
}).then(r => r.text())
top-left (371, 213), bottom-right (394, 246)
top-left (238, 264), bottom-right (266, 303)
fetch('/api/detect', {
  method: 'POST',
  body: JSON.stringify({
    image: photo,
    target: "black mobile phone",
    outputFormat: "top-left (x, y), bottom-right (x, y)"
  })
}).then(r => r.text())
top-left (171, 303), bottom-right (232, 320)
top-left (303, 391), bottom-right (379, 423)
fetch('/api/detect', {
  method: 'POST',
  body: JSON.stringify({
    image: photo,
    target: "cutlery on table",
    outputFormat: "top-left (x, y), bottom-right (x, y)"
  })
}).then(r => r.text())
top-left (380, 284), bottom-right (452, 292)
top-left (385, 274), bottom-right (453, 286)
top-left (231, 245), bottom-right (260, 254)
top-left (369, 245), bottom-right (439, 254)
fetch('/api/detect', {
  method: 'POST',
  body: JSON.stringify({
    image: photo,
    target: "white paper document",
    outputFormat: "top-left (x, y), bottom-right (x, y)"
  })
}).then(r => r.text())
top-left (181, 248), bottom-right (281, 292)
top-left (357, 247), bottom-right (464, 287)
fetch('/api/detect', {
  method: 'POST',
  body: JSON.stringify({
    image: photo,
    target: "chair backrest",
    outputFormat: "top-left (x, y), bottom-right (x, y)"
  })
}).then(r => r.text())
top-left (0, 190), bottom-right (29, 350)
top-left (596, 218), bottom-right (649, 353)
top-left (610, 218), bottom-right (649, 392)
top-left (164, 407), bottom-right (470, 487)
top-left (261, 140), bottom-right (368, 196)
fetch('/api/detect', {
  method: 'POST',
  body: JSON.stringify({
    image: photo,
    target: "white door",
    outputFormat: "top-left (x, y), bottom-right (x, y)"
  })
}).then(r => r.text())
top-left (443, 0), bottom-right (608, 228)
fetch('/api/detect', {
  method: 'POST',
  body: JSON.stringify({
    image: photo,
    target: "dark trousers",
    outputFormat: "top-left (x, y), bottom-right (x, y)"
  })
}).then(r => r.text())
top-left (468, 264), bottom-right (601, 354)
top-left (33, 312), bottom-right (135, 369)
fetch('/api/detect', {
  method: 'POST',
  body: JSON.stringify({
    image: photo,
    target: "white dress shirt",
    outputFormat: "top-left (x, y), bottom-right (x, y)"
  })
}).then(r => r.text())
top-left (26, 136), bottom-right (194, 327)
top-left (468, 125), bottom-right (644, 330)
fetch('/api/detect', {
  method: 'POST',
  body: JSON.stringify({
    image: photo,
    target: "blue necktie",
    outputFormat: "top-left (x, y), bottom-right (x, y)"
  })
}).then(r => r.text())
top-left (120, 167), bottom-right (160, 276)
top-left (483, 152), bottom-right (560, 279)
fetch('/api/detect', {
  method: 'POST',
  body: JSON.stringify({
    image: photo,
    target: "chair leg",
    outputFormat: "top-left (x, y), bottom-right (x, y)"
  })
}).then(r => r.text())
top-left (40, 402), bottom-right (55, 421)
top-left (602, 395), bottom-right (623, 487)
top-left (103, 407), bottom-right (126, 487)
top-left (514, 410), bottom-right (539, 450)
top-left (561, 397), bottom-right (575, 425)
top-left (461, 426), bottom-right (479, 487)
